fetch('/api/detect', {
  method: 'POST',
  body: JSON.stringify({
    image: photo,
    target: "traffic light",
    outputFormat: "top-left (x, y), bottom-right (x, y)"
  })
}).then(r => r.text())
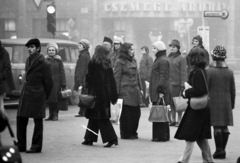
top-left (46, 4), bottom-right (56, 36)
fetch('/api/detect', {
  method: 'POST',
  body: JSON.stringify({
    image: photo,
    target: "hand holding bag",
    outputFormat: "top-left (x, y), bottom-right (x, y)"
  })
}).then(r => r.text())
top-left (0, 121), bottom-right (22, 163)
top-left (148, 95), bottom-right (169, 122)
top-left (59, 88), bottom-right (72, 99)
top-left (190, 70), bottom-right (209, 110)
top-left (173, 93), bottom-right (188, 112)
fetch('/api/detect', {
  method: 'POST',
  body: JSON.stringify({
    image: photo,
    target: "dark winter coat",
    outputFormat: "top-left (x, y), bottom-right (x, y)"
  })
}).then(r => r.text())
top-left (46, 55), bottom-right (66, 103)
top-left (85, 61), bottom-right (118, 119)
top-left (17, 53), bottom-right (53, 119)
top-left (139, 53), bottom-right (153, 82)
top-left (114, 53), bottom-right (142, 106)
top-left (174, 68), bottom-right (212, 141)
top-left (110, 48), bottom-right (120, 68)
top-left (73, 49), bottom-right (91, 91)
top-left (0, 45), bottom-right (15, 94)
top-left (149, 50), bottom-right (171, 105)
top-left (207, 61), bottom-right (235, 126)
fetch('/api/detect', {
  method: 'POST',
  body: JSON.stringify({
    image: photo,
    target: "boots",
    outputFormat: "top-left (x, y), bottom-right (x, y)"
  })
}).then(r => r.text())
top-left (213, 132), bottom-right (225, 159)
top-left (222, 132), bottom-right (229, 157)
top-left (52, 109), bottom-right (59, 121)
top-left (45, 106), bottom-right (53, 121)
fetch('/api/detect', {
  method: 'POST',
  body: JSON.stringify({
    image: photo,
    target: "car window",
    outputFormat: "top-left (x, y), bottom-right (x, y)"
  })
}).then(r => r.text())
top-left (58, 47), bottom-right (71, 63)
top-left (13, 46), bottom-right (28, 63)
top-left (5, 47), bottom-right (13, 61)
top-left (70, 47), bottom-right (78, 63)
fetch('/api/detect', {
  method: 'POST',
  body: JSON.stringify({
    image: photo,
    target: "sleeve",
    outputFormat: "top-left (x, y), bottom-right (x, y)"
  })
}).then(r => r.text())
top-left (147, 56), bottom-right (153, 82)
top-left (109, 69), bottom-right (118, 104)
top-left (180, 56), bottom-right (188, 86)
top-left (43, 61), bottom-right (54, 99)
top-left (137, 68), bottom-right (142, 91)
top-left (230, 71), bottom-right (236, 109)
top-left (59, 60), bottom-right (66, 88)
top-left (157, 60), bottom-right (169, 94)
top-left (185, 69), bottom-right (207, 98)
top-left (113, 61), bottom-right (122, 95)
top-left (2, 48), bottom-right (11, 80)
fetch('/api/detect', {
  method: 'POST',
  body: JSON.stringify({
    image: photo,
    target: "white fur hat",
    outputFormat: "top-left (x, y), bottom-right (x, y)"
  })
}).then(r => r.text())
top-left (46, 42), bottom-right (58, 51)
top-left (113, 36), bottom-right (123, 44)
top-left (153, 41), bottom-right (166, 51)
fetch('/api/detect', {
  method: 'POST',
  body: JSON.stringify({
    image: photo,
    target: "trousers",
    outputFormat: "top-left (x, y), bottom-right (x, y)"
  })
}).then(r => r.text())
top-left (179, 139), bottom-right (214, 163)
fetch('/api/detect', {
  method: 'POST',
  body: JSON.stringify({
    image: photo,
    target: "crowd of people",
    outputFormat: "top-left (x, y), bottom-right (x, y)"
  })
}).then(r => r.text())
top-left (0, 34), bottom-right (237, 162)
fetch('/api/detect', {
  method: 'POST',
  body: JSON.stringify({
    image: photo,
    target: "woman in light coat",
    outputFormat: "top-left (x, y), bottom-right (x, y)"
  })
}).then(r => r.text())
top-left (207, 45), bottom-right (235, 159)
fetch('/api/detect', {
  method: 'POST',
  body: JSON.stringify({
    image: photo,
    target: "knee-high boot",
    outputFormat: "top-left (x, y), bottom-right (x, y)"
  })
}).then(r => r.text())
top-left (52, 103), bottom-right (59, 121)
top-left (213, 132), bottom-right (225, 159)
top-left (45, 105), bottom-right (53, 121)
top-left (222, 132), bottom-right (229, 157)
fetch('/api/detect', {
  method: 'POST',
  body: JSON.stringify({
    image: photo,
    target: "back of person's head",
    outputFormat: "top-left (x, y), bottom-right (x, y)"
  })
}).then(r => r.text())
top-left (189, 47), bottom-right (207, 68)
top-left (211, 45), bottom-right (227, 61)
top-left (120, 42), bottom-right (133, 55)
top-left (92, 45), bottom-right (111, 69)
top-left (141, 46), bottom-right (149, 54)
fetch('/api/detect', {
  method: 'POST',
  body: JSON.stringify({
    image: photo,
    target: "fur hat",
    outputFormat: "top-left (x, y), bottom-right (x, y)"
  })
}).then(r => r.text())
top-left (211, 45), bottom-right (227, 60)
top-left (46, 42), bottom-right (58, 51)
top-left (79, 39), bottom-right (90, 49)
top-left (113, 36), bottom-right (123, 44)
top-left (103, 36), bottom-right (113, 45)
top-left (25, 38), bottom-right (40, 48)
top-left (153, 41), bottom-right (166, 51)
top-left (192, 35), bottom-right (203, 45)
top-left (169, 39), bottom-right (180, 49)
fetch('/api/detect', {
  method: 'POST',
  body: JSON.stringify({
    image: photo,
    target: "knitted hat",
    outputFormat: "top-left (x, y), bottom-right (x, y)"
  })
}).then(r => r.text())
top-left (192, 35), bottom-right (203, 45)
top-left (211, 45), bottom-right (227, 59)
top-left (153, 41), bottom-right (166, 51)
top-left (169, 39), bottom-right (180, 49)
top-left (79, 39), bottom-right (90, 49)
top-left (103, 36), bottom-right (113, 45)
top-left (46, 42), bottom-right (58, 51)
top-left (25, 38), bottom-right (41, 48)
top-left (113, 36), bottom-right (123, 44)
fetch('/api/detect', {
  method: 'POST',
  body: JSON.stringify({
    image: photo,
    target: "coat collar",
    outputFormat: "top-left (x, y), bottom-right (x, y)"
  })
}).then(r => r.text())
top-left (46, 54), bottom-right (61, 60)
top-left (154, 50), bottom-right (166, 62)
top-left (209, 61), bottom-right (228, 68)
top-left (168, 51), bottom-right (181, 58)
top-left (26, 53), bottom-right (45, 76)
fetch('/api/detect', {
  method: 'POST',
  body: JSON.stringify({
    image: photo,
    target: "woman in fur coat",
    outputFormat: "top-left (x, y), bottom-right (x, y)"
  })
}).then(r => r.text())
top-left (45, 42), bottom-right (67, 121)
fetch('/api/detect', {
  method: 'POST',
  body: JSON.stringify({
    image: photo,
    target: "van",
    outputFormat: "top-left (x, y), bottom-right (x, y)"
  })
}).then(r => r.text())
top-left (1, 38), bottom-right (79, 105)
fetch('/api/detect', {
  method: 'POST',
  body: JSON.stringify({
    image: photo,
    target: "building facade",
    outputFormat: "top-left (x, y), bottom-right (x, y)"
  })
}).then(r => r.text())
top-left (0, 0), bottom-right (238, 63)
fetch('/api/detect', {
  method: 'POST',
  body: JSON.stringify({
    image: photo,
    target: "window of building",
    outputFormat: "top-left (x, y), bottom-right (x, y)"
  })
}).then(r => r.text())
top-left (5, 19), bottom-right (16, 31)
top-left (56, 19), bottom-right (69, 32)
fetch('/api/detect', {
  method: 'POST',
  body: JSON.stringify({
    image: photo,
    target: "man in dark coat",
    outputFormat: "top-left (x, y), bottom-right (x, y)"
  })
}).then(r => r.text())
top-left (73, 39), bottom-right (91, 117)
top-left (16, 38), bottom-right (53, 153)
top-left (0, 40), bottom-right (15, 145)
top-left (103, 36), bottom-right (114, 60)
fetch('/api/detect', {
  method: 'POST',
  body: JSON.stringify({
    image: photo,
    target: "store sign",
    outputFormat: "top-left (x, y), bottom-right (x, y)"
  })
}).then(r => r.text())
top-left (104, 2), bottom-right (226, 12)
top-left (204, 9), bottom-right (229, 19)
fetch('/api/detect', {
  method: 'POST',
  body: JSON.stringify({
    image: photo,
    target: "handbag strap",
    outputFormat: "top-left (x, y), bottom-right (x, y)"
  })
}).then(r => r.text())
top-left (200, 70), bottom-right (209, 94)
top-left (156, 95), bottom-right (166, 106)
top-left (6, 120), bottom-right (17, 145)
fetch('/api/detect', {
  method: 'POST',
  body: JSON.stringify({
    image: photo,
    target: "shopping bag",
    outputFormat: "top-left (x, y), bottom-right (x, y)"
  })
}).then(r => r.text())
top-left (148, 96), bottom-right (169, 122)
top-left (172, 96), bottom-right (188, 112)
top-left (110, 99), bottom-right (123, 125)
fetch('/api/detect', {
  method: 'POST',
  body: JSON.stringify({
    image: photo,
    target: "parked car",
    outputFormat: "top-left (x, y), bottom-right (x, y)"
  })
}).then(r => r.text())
top-left (1, 38), bottom-right (79, 105)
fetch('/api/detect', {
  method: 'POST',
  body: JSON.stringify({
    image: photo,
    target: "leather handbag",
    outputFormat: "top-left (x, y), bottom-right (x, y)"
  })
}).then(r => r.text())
top-left (190, 70), bottom-right (209, 110)
top-left (148, 96), bottom-right (169, 122)
top-left (78, 94), bottom-right (96, 109)
top-left (173, 94), bottom-right (188, 112)
top-left (0, 121), bottom-right (22, 163)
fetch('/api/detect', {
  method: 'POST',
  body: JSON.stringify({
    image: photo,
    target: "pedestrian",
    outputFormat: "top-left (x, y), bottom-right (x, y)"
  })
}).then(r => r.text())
top-left (16, 38), bottom-right (53, 153)
top-left (168, 40), bottom-right (187, 127)
top-left (174, 47), bottom-right (213, 163)
top-left (110, 36), bottom-right (123, 68)
top-left (82, 45), bottom-right (118, 147)
top-left (45, 42), bottom-right (67, 121)
top-left (207, 45), bottom-right (235, 159)
top-left (103, 36), bottom-right (113, 53)
top-left (73, 39), bottom-right (91, 117)
top-left (149, 41), bottom-right (171, 142)
top-left (0, 40), bottom-right (15, 145)
top-left (186, 35), bottom-right (210, 75)
top-left (139, 46), bottom-right (153, 107)
top-left (114, 42), bottom-right (143, 139)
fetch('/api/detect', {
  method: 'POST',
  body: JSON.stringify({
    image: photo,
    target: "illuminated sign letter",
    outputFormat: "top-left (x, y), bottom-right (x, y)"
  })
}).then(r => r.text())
top-left (153, 3), bottom-right (161, 11)
top-left (143, 3), bottom-right (151, 11)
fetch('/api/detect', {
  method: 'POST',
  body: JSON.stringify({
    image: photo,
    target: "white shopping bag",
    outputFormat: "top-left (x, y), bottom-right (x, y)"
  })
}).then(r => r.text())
top-left (110, 99), bottom-right (123, 125)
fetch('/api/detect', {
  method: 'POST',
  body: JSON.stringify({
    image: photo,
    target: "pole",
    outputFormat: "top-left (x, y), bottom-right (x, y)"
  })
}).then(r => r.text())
top-left (202, 10), bottom-right (205, 46)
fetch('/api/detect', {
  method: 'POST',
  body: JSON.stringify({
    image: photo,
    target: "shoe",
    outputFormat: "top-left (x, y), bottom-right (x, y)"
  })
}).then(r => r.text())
top-left (133, 135), bottom-right (138, 139)
top-left (169, 122), bottom-right (176, 126)
top-left (82, 140), bottom-right (93, 146)
top-left (45, 115), bottom-right (53, 121)
top-left (121, 136), bottom-right (135, 140)
top-left (75, 114), bottom-right (84, 117)
top-left (175, 122), bottom-right (179, 127)
top-left (151, 138), bottom-right (167, 142)
top-left (26, 148), bottom-right (41, 153)
top-left (104, 139), bottom-right (118, 147)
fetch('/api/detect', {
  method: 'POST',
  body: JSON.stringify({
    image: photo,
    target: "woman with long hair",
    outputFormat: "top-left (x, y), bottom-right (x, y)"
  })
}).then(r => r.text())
top-left (82, 45), bottom-right (118, 148)
top-left (174, 47), bottom-right (213, 163)
top-left (114, 42), bottom-right (143, 139)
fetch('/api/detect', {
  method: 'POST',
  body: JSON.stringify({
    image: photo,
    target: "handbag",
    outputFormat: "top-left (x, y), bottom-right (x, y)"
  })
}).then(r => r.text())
top-left (78, 94), bottom-right (96, 109)
top-left (172, 93), bottom-right (188, 112)
top-left (190, 70), bottom-right (209, 110)
top-left (0, 121), bottom-right (22, 163)
top-left (148, 96), bottom-right (169, 122)
top-left (59, 88), bottom-right (72, 99)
